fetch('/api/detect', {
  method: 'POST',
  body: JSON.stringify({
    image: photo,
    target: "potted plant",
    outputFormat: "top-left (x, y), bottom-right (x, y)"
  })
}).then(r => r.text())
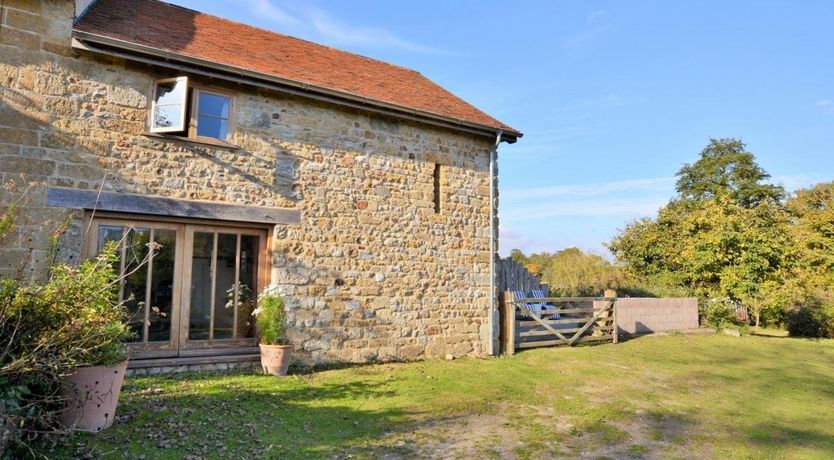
top-left (56, 243), bottom-right (135, 433)
top-left (254, 284), bottom-right (292, 375)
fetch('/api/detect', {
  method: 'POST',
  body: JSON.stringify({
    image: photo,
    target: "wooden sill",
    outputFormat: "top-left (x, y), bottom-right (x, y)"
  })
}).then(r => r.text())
top-left (143, 132), bottom-right (239, 150)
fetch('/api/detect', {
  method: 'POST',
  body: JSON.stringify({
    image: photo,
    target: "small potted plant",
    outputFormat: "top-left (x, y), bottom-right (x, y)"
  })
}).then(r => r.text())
top-left (254, 284), bottom-right (292, 375)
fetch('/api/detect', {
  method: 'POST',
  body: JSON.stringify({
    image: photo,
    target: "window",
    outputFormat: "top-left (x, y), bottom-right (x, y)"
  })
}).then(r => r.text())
top-left (433, 163), bottom-right (442, 213)
top-left (150, 77), bottom-right (188, 133)
top-left (149, 77), bottom-right (234, 143)
top-left (193, 89), bottom-right (231, 140)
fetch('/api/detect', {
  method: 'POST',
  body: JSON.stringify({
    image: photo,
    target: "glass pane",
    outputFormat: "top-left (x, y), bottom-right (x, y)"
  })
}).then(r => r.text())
top-left (189, 232), bottom-right (214, 341)
top-left (153, 105), bottom-right (184, 130)
top-left (155, 79), bottom-right (187, 106)
top-left (151, 79), bottom-right (187, 131)
top-left (213, 233), bottom-right (237, 340)
top-left (198, 92), bottom-right (229, 118)
top-left (97, 225), bottom-right (124, 252)
top-left (196, 115), bottom-right (228, 140)
top-left (123, 227), bottom-right (150, 342)
top-left (236, 235), bottom-right (259, 339)
top-left (147, 229), bottom-right (176, 342)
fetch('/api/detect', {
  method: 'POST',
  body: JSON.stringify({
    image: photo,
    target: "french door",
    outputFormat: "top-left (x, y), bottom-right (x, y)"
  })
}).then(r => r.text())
top-left (86, 218), bottom-right (267, 359)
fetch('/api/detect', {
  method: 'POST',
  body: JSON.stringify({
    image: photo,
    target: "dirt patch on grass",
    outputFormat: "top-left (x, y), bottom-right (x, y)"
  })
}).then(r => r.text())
top-left (347, 403), bottom-right (701, 459)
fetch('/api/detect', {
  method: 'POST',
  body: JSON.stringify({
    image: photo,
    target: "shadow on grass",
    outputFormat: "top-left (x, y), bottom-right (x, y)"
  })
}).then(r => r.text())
top-left (746, 422), bottom-right (834, 453)
top-left (50, 371), bottom-right (424, 459)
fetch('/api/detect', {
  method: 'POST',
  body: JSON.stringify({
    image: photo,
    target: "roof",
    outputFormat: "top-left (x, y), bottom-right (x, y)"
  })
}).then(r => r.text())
top-left (73, 0), bottom-right (521, 140)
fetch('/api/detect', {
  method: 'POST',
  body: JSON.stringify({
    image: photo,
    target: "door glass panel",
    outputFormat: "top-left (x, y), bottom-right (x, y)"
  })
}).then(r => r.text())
top-left (213, 233), bottom-right (237, 340)
top-left (148, 229), bottom-right (176, 342)
top-left (97, 225), bottom-right (124, 252)
top-left (122, 227), bottom-right (150, 342)
top-left (237, 235), bottom-right (259, 339)
top-left (189, 232), bottom-right (214, 340)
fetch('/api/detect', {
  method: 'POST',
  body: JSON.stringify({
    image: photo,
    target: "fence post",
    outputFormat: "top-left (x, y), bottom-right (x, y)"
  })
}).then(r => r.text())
top-left (500, 291), bottom-right (516, 354)
top-left (605, 289), bottom-right (618, 344)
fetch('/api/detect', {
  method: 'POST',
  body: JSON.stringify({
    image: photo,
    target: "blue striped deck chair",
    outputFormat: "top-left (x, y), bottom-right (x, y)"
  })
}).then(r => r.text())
top-left (530, 289), bottom-right (560, 319)
top-left (512, 290), bottom-right (544, 316)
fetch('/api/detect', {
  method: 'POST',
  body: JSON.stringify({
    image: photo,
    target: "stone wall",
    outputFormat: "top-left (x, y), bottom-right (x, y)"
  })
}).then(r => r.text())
top-left (615, 298), bottom-right (699, 335)
top-left (0, 0), bottom-right (497, 363)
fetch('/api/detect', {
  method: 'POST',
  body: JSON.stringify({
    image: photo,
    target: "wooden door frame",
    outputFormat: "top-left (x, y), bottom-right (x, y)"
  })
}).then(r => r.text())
top-left (83, 217), bottom-right (185, 359)
top-left (179, 224), bottom-right (267, 356)
top-left (83, 213), bottom-right (273, 359)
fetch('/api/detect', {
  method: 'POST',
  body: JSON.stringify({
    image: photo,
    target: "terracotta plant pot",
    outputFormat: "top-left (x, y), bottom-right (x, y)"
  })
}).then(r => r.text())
top-left (60, 360), bottom-right (128, 433)
top-left (259, 343), bottom-right (292, 376)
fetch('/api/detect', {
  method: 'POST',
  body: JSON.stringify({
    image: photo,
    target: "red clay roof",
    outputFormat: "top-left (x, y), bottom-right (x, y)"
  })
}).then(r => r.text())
top-left (74, 0), bottom-right (520, 137)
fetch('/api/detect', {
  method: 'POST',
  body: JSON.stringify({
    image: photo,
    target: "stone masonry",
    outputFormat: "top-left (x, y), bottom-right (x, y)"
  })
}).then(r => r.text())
top-left (0, 0), bottom-right (498, 363)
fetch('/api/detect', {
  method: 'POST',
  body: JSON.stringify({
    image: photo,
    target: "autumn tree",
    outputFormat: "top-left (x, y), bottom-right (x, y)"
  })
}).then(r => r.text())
top-left (609, 138), bottom-right (796, 326)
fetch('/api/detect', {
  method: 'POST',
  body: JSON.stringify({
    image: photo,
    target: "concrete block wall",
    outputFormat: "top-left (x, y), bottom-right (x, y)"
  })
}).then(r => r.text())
top-left (615, 298), bottom-right (699, 335)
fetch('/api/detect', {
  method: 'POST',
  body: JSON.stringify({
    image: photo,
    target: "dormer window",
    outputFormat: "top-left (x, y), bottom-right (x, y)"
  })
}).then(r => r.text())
top-left (149, 77), bottom-right (234, 144)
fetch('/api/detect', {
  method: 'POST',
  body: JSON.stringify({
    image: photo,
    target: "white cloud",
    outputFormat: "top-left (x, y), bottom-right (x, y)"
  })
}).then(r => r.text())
top-left (587, 10), bottom-right (606, 22)
top-left (502, 197), bottom-right (667, 221)
top-left (308, 9), bottom-right (455, 55)
top-left (814, 98), bottom-right (834, 114)
top-left (242, 0), bottom-right (455, 55)
top-left (774, 174), bottom-right (832, 192)
top-left (244, 0), bottom-right (301, 27)
top-left (502, 176), bottom-right (676, 202)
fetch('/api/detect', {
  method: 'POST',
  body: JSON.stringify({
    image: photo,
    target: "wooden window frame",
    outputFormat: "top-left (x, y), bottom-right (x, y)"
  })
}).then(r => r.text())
top-left (189, 87), bottom-right (235, 144)
top-left (147, 77), bottom-right (236, 145)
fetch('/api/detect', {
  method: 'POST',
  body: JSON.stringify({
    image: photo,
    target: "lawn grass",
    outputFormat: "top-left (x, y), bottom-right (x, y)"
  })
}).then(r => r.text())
top-left (52, 334), bottom-right (834, 459)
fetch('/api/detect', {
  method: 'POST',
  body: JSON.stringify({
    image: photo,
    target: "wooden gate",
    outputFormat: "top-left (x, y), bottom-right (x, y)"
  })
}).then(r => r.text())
top-left (500, 291), bottom-right (618, 354)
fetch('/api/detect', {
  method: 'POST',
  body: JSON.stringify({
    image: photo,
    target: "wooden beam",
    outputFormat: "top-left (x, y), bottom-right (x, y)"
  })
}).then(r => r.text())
top-left (518, 335), bottom-right (613, 349)
top-left (568, 302), bottom-right (614, 346)
top-left (46, 187), bottom-right (301, 225)
top-left (500, 291), bottom-right (516, 355)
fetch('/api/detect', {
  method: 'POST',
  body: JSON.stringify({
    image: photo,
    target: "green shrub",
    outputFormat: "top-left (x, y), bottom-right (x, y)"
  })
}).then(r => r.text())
top-left (787, 295), bottom-right (834, 338)
top-left (1, 243), bottom-right (133, 454)
top-left (254, 285), bottom-right (287, 345)
top-left (700, 297), bottom-right (739, 329)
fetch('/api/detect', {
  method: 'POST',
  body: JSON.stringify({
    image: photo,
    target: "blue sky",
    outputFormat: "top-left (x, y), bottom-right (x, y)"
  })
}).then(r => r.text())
top-left (169, 0), bottom-right (834, 257)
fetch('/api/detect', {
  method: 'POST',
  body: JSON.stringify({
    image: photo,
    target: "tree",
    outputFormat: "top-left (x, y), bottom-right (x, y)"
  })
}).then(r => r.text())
top-left (609, 139), bottom-right (796, 326)
top-left (509, 249), bottom-right (528, 266)
top-left (507, 248), bottom-right (630, 297)
top-left (787, 181), bottom-right (834, 288)
top-left (675, 138), bottom-right (785, 208)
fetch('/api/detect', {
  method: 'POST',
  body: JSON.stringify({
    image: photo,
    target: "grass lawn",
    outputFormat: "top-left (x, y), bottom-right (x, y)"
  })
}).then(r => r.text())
top-left (54, 334), bottom-right (834, 459)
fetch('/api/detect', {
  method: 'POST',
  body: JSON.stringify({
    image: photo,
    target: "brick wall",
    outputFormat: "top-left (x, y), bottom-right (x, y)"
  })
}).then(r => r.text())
top-left (615, 298), bottom-right (699, 335)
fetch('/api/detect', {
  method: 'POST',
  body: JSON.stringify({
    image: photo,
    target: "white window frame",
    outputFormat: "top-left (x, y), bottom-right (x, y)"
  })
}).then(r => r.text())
top-left (149, 76), bottom-right (189, 134)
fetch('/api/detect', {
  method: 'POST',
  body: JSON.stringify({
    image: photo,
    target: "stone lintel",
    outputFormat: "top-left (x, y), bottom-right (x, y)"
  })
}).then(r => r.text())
top-left (46, 187), bottom-right (301, 225)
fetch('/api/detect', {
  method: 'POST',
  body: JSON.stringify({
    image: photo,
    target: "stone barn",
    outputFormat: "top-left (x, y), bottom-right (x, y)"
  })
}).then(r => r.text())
top-left (0, 0), bottom-right (521, 370)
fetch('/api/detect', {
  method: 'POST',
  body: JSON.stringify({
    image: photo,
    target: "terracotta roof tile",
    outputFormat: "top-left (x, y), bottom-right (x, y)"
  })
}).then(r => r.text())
top-left (74, 0), bottom-right (520, 137)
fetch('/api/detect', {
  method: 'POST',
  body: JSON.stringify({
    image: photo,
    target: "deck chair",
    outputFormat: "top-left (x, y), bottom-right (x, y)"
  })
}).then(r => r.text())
top-left (530, 289), bottom-right (560, 319)
top-left (511, 290), bottom-right (544, 316)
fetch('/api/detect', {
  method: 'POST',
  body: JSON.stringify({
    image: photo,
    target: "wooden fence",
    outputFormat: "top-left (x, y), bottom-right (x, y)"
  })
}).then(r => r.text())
top-left (500, 291), bottom-right (618, 354)
top-left (496, 257), bottom-right (547, 294)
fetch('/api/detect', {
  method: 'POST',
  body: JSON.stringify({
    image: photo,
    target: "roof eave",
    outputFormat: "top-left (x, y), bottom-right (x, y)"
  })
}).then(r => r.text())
top-left (71, 30), bottom-right (522, 143)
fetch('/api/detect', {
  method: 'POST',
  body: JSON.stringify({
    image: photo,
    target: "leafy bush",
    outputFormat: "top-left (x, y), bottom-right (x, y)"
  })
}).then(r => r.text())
top-left (700, 297), bottom-right (739, 329)
top-left (787, 295), bottom-right (834, 338)
top-left (1, 243), bottom-right (133, 454)
top-left (254, 284), bottom-right (287, 345)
